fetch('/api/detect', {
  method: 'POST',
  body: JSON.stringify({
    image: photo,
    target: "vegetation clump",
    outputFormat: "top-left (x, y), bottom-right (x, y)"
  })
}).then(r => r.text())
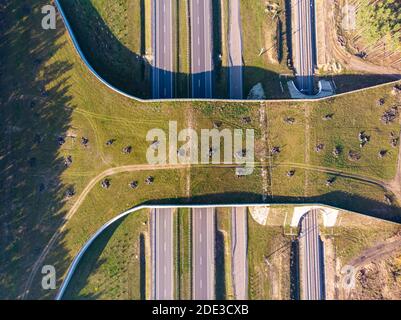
top-left (271, 146), bottom-right (281, 155)
top-left (322, 114), bottom-right (334, 121)
top-left (381, 107), bottom-right (399, 124)
top-left (333, 146), bottom-right (342, 157)
top-left (64, 155), bottom-right (73, 168)
top-left (65, 187), bottom-right (75, 199)
top-left (145, 176), bottom-right (154, 185)
top-left (287, 170), bottom-right (295, 178)
top-left (81, 137), bottom-right (89, 147)
top-left (359, 131), bottom-right (370, 148)
top-left (106, 139), bottom-right (115, 146)
top-left (326, 176), bottom-right (336, 187)
top-left (348, 150), bottom-right (362, 161)
top-left (122, 146), bottom-right (132, 154)
top-left (101, 179), bottom-right (111, 189)
top-left (379, 150), bottom-right (388, 158)
top-left (390, 132), bottom-right (399, 148)
top-left (284, 117), bottom-right (295, 124)
top-left (129, 181), bottom-right (139, 189)
top-left (315, 143), bottom-right (325, 152)
top-left (357, 0), bottom-right (401, 50)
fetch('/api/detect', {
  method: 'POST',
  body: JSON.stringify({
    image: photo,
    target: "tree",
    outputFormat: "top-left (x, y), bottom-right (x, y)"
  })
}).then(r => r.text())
top-left (357, 0), bottom-right (401, 50)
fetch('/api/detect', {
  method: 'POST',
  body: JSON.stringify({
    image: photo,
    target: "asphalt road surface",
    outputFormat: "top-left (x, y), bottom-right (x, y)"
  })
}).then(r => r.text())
top-left (231, 207), bottom-right (248, 300)
top-left (228, 0), bottom-right (243, 99)
top-left (190, 0), bottom-right (213, 98)
top-left (152, 0), bottom-right (174, 99)
top-left (300, 210), bottom-right (324, 300)
top-left (151, 208), bottom-right (174, 300)
top-left (294, 0), bottom-right (316, 95)
top-left (192, 208), bottom-right (215, 300)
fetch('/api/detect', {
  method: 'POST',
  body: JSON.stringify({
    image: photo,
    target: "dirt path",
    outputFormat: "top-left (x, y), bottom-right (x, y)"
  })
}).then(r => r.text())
top-left (349, 235), bottom-right (401, 268)
top-left (22, 163), bottom-right (191, 299)
top-left (22, 159), bottom-right (397, 299)
top-left (278, 162), bottom-right (389, 189)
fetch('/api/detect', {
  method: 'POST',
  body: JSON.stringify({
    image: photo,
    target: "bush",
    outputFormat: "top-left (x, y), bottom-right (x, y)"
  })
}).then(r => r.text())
top-left (357, 0), bottom-right (401, 50)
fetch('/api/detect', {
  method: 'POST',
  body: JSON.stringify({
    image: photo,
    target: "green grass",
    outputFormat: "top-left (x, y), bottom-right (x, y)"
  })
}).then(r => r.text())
top-left (58, 0), bottom-right (150, 98)
top-left (248, 217), bottom-right (291, 300)
top-left (331, 210), bottom-right (401, 264)
top-left (34, 169), bottom-right (188, 300)
top-left (308, 92), bottom-right (401, 180)
top-left (216, 208), bottom-right (234, 300)
top-left (176, 0), bottom-right (190, 97)
top-left (266, 103), bottom-right (307, 164)
top-left (144, 0), bottom-right (152, 55)
top-left (240, 0), bottom-right (291, 99)
top-left (1, 0), bottom-right (401, 300)
top-left (62, 210), bottom-right (149, 300)
top-left (177, 208), bottom-right (192, 299)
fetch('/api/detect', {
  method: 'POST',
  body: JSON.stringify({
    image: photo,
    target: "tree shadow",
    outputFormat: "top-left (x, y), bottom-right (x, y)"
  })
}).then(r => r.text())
top-left (60, 189), bottom-right (401, 300)
top-left (58, 0), bottom-right (401, 100)
top-left (0, 1), bottom-right (75, 299)
top-left (59, 0), bottom-right (151, 98)
top-left (145, 191), bottom-right (401, 223)
top-left (2, 0), bottom-right (401, 301)
top-left (215, 220), bottom-right (226, 300)
top-left (289, 239), bottom-right (299, 300)
top-left (61, 218), bottom-right (126, 300)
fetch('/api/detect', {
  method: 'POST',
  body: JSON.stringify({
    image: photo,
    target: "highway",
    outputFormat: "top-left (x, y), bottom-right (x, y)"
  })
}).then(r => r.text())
top-left (152, 0), bottom-right (174, 99)
top-left (293, 0), bottom-right (316, 95)
top-left (300, 210), bottom-right (324, 300)
top-left (151, 208), bottom-right (174, 300)
top-left (190, 0), bottom-right (214, 98)
top-left (231, 207), bottom-right (248, 300)
top-left (192, 208), bottom-right (215, 300)
top-left (228, 0), bottom-right (243, 99)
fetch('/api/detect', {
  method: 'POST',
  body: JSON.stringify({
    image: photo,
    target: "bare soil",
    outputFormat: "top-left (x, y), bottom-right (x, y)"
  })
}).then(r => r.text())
top-left (317, 0), bottom-right (401, 77)
top-left (331, 233), bottom-right (401, 299)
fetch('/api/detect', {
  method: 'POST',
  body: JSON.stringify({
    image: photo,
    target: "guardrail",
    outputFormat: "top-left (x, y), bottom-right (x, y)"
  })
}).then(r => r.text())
top-left (55, 202), bottom-right (401, 299)
top-left (54, 0), bottom-right (400, 104)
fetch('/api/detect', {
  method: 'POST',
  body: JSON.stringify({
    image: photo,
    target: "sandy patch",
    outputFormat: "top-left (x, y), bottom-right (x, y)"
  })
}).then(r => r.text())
top-left (249, 206), bottom-right (270, 225)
